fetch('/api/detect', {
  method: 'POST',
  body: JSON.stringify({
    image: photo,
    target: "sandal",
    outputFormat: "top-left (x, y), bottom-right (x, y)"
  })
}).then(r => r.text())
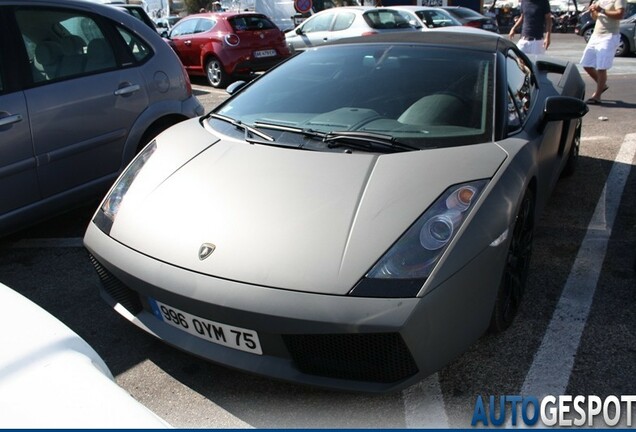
top-left (586, 98), bottom-right (601, 105)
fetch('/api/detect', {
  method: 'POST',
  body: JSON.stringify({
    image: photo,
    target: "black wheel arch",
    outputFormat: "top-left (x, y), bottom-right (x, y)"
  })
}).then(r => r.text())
top-left (137, 114), bottom-right (188, 153)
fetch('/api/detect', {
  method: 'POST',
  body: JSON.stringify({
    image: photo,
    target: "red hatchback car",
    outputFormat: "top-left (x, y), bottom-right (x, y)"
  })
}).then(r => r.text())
top-left (165, 12), bottom-right (291, 88)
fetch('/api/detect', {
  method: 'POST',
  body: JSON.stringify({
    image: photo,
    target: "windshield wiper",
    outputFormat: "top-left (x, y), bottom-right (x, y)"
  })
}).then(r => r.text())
top-left (323, 131), bottom-right (419, 152)
top-left (253, 121), bottom-right (327, 140)
top-left (209, 113), bottom-right (275, 143)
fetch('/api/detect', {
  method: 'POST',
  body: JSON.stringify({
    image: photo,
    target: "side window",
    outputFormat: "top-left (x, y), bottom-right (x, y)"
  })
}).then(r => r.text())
top-left (507, 92), bottom-right (522, 131)
top-left (195, 19), bottom-right (215, 33)
top-left (16, 8), bottom-right (117, 83)
top-left (428, 11), bottom-right (454, 27)
top-left (365, 10), bottom-right (411, 29)
top-left (419, 11), bottom-right (436, 27)
top-left (506, 50), bottom-right (532, 133)
top-left (333, 12), bottom-right (355, 31)
top-left (117, 26), bottom-right (151, 62)
top-left (301, 12), bottom-right (334, 33)
top-left (170, 18), bottom-right (198, 36)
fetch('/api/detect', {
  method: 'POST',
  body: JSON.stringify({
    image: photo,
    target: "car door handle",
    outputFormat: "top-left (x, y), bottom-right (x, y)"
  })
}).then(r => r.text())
top-left (184, 40), bottom-right (192, 46)
top-left (0, 113), bottom-right (23, 127)
top-left (114, 84), bottom-right (141, 96)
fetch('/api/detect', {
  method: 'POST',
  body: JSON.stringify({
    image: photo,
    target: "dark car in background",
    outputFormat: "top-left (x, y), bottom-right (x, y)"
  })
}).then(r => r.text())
top-left (0, 0), bottom-right (203, 236)
top-left (113, 4), bottom-right (157, 30)
top-left (442, 6), bottom-right (499, 32)
top-left (165, 11), bottom-right (290, 88)
top-left (86, 0), bottom-right (158, 30)
top-left (575, 2), bottom-right (636, 57)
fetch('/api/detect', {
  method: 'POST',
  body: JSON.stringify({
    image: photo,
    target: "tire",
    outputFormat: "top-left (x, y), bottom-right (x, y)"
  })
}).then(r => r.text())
top-left (582, 27), bottom-right (593, 42)
top-left (489, 189), bottom-right (535, 333)
top-left (205, 56), bottom-right (230, 88)
top-left (561, 119), bottom-right (581, 178)
top-left (615, 35), bottom-right (629, 57)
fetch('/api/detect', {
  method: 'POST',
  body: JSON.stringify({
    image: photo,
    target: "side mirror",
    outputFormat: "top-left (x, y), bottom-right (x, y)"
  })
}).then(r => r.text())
top-left (295, 27), bottom-right (304, 35)
top-left (161, 30), bottom-right (169, 38)
top-left (539, 96), bottom-right (588, 132)
top-left (226, 80), bottom-right (247, 95)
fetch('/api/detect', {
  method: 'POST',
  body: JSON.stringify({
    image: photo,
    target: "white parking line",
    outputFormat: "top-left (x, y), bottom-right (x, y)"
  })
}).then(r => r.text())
top-left (403, 373), bottom-right (449, 428)
top-left (192, 85), bottom-right (213, 93)
top-left (521, 133), bottom-right (636, 398)
top-left (580, 135), bottom-right (608, 141)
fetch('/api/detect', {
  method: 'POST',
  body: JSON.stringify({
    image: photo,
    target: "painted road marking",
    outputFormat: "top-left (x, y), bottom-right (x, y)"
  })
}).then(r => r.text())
top-left (403, 373), bottom-right (449, 428)
top-left (521, 133), bottom-right (636, 397)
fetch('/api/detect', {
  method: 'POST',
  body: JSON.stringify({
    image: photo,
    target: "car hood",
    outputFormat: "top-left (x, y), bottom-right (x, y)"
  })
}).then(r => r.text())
top-left (111, 123), bottom-right (507, 295)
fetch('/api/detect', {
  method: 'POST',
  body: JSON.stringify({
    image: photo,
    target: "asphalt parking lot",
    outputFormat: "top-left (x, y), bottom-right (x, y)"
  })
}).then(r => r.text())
top-left (0, 33), bottom-right (634, 428)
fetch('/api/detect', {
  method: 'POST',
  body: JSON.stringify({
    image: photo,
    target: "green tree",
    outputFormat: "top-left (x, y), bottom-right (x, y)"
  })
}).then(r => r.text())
top-left (184, 0), bottom-right (209, 13)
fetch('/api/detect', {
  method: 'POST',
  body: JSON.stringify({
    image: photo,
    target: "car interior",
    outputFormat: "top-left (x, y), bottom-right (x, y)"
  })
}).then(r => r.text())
top-left (16, 9), bottom-right (135, 83)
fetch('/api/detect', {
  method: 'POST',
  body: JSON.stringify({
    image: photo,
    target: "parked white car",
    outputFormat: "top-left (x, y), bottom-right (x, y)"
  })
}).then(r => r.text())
top-left (0, 282), bottom-right (169, 428)
top-left (285, 6), bottom-right (418, 54)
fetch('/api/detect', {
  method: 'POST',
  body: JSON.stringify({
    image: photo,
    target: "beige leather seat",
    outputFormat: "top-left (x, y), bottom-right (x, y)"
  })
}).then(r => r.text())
top-left (398, 93), bottom-right (466, 127)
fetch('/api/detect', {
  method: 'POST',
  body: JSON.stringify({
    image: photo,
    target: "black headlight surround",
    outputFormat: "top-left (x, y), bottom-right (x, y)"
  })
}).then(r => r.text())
top-left (93, 210), bottom-right (114, 235)
top-left (349, 277), bottom-right (427, 298)
top-left (348, 179), bottom-right (489, 298)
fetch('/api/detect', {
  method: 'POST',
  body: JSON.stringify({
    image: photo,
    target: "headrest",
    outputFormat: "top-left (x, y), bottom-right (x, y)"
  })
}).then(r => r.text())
top-left (35, 41), bottom-right (63, 66)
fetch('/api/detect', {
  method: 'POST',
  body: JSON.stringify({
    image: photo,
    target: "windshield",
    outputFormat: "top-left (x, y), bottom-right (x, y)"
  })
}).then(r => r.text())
top-left (213, 43), bottom-right (494, 150)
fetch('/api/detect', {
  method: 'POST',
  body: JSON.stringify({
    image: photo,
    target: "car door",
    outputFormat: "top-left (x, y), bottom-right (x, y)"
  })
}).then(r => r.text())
top-left (287, 11), bottom-right (336, 51)
top-left (14, 6), bottom-right (150, 198)
top-left (505, 50), bottom-right (563, 200)
top-left (0, 12), bottom-right (39, 216)
top-left (168, 18), bottom-right (202, 69)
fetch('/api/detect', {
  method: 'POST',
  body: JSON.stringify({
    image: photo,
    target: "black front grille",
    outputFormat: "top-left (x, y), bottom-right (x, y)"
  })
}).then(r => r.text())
top-left (283, 333), bottom-right (418, 384)
top-left (88, 254), bottom-right (143, 315)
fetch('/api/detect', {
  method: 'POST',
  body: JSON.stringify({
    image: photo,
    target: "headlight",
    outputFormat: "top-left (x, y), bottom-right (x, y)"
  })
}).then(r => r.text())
top-left (93, 140), bottom-right (157, 234)
top-left (349, 180), bottom-right (488, 298)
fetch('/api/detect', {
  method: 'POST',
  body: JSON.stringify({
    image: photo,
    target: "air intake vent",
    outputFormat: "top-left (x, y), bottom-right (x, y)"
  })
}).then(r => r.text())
top-left (88, 254), bottom-right (143, 315)
top-left (283, 332), bottom-right (418, 383)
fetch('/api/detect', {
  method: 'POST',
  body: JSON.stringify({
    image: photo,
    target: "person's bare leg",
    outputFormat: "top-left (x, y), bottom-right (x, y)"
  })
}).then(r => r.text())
top-left (591, 69), bottom-right (608, 100)
top-left (584, 66), bottom-right (598, 83)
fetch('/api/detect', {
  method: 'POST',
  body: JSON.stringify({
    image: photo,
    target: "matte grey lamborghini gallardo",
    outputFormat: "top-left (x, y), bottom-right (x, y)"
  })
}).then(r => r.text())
top-left (84, 30), bottom-right (588, 393)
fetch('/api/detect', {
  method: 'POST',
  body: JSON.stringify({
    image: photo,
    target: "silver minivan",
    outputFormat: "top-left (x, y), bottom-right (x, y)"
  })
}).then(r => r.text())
top-left (0, 0), bottom-right (204, 236)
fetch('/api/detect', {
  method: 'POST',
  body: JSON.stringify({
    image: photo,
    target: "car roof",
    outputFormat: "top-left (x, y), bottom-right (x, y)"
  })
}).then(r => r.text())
top-left (327, 29), bottom-right (508, 53)
top-left (3, 0), bottom-right (159, 33)
top-left (0, 0), bottom-right (141, 19)
top-left (187, 11), bottom-right (274, 18)
top-left (389, 5), bottom-right (445, 10)
top-left (312, 6), bottom-right (374, 14)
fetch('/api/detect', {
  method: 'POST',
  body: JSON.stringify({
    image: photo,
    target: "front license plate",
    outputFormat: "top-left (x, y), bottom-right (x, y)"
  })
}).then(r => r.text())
top-left (254, 49), bottom-right (276, 58)
top-left (149, 298), bottom-right (262, 355)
